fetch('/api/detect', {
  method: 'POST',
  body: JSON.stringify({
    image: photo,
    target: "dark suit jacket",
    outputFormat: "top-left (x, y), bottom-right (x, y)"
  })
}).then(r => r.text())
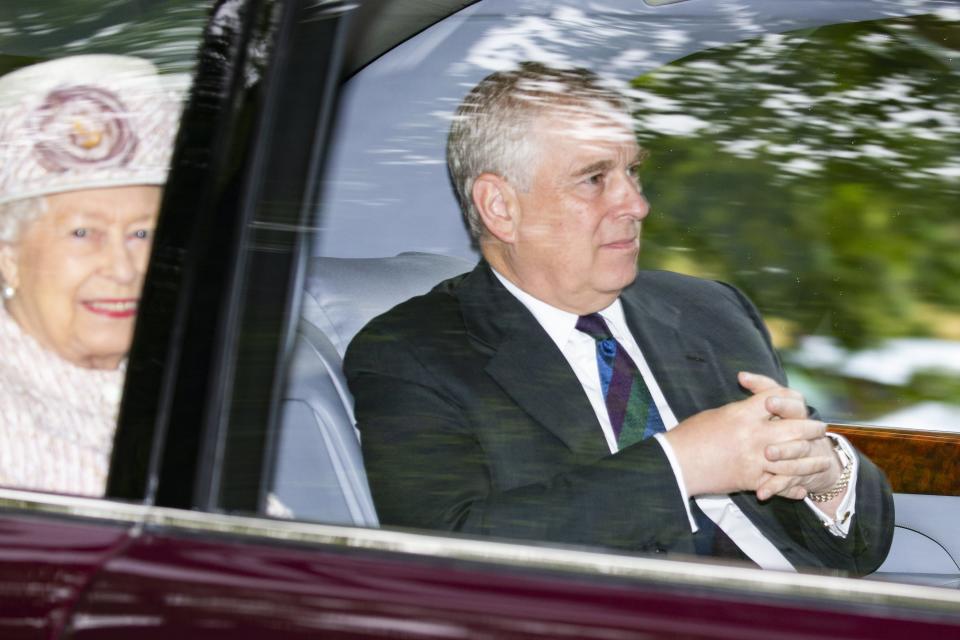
top-left (344, 262), bottom-right (894, 574)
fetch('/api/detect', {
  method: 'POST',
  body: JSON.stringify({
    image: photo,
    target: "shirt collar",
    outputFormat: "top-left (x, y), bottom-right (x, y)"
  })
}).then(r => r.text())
top-left (491, 268), bottom-right (627, 350)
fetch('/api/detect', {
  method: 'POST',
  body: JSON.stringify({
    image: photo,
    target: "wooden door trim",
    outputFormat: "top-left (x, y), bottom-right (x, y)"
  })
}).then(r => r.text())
top-left (829, 425), bottom-right (960, 496)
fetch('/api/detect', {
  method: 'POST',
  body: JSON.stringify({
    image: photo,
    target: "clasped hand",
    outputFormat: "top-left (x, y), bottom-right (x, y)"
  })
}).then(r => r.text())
top-left (665, 372), bottom-right (843, 504)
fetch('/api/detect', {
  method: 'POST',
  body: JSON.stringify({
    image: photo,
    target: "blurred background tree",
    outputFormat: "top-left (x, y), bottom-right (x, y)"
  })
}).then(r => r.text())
top-left (629, 12), bottom-right (960, 426)
top-left (0, 0), bottom-right (211, 75)
top-left (632, 13), bottom-right (960, 351)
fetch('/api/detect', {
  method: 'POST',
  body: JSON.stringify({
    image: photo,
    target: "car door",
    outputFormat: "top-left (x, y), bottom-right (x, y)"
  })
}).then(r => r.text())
top-left (4, 0), bottom-right (959, 638)
top-left (603, 5), bottom-right (960, 586)
top-left (314, 0), bottom-right (960, 587)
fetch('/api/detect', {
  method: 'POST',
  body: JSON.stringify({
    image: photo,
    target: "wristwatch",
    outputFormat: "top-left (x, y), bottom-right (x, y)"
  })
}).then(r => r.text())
top-left (808, 440), bottom-right (853, 503)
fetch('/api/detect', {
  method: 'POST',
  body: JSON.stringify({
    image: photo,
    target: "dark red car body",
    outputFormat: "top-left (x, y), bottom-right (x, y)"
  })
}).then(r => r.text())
top-left (3, 499), bottom-right (960, 639)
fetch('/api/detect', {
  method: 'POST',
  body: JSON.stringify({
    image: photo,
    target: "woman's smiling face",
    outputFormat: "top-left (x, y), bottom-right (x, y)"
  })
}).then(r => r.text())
top-left (0, 185), bottom-right (160, 369)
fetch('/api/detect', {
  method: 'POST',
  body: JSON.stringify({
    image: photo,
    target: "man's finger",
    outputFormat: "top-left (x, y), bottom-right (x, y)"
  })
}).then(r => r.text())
top-left (738, 371), bottom-right (783, 395)
top-left (765, 418), bottom-right (827, 444)
top-left (757, 480), bottom-right (808, 501)
top-left (779, 387), bottom-right (806, 402)
top-left (765, 396), bottom-right (808, 420)
top-left (779, 485), bottom-right (808, 500)
top-left (740, 373), bottom-right (807, 411)
top-left (756, 473), bottom-right (802, 501)
top-left (765, 438), bottom-right (812, 462)
top-left (764, 456), bottom-right (831, 478)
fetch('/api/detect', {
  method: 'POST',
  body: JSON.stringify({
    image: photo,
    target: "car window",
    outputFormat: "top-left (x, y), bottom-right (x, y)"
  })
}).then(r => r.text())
top-left (0, 0), bottom-right (211, 497)
top-left (631, 12), bottom-right (960, 433)
top-left (236, 0), bottom-right (959, 588)
top-left (313, 2), bottom-right (960, 434)
top-left (0, 1), bottom-right (206, 75)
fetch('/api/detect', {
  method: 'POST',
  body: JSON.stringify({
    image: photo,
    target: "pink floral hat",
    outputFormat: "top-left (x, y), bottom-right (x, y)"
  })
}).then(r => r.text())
top-left (0, 54), bottom-right (182, 205)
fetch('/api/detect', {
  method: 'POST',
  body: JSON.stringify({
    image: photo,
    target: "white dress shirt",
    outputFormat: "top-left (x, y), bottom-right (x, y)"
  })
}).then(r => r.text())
top-left (493, 269), bottom-right (858, 570)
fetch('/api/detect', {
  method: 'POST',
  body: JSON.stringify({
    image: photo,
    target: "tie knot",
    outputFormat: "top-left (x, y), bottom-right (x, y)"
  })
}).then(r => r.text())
top-left (576, 313), bottom-right (613, 342)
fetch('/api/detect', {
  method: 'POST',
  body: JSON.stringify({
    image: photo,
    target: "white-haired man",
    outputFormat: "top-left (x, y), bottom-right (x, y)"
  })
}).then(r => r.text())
top-left (345, 62), bottom-right (893, 572)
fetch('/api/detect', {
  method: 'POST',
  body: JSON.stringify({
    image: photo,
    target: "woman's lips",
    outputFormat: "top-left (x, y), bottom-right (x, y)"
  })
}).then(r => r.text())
top-left (82, 299), bottom-right (138, 318)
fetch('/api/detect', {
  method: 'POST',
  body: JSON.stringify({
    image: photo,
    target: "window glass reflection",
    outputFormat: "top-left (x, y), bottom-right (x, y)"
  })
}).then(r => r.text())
top-left (632, 12), bottom-right (960, 431)
top-left (0, 1), bottom-right (208, 495)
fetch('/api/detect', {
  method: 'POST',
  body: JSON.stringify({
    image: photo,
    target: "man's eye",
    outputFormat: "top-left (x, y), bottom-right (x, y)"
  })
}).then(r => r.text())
top-left (586, 173), bottom-right (604, 185)
top-left (71, 228), bottom-right (88, 238)
top-left (132, 229), bottom-right (150, 240)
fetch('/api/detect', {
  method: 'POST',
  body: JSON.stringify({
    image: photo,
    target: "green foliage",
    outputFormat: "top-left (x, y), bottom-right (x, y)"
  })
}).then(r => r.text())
top-left (632, 13), bottom-right (960, 351)
top-left (0, 1), bottom-right (211, 74)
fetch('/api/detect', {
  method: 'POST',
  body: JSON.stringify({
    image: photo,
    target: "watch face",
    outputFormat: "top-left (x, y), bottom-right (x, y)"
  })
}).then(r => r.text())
top-left (835, 443), bottom-right (853, 470)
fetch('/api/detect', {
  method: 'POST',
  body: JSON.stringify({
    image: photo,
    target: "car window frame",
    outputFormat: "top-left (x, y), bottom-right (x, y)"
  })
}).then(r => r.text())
top-left (107, 0), bottom-right (350, 510)
top-left (99, 0), bottom-right (960, 615)
top-left (3, 1), bottom-right (960, 634)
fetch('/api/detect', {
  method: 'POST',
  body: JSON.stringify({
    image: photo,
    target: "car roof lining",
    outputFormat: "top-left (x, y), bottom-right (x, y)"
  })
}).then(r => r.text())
top-left (343, 0), bottom-right (480, 77)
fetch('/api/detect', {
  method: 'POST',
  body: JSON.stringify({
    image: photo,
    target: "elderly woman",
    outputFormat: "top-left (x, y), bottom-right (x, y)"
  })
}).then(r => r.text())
top-left (0, 55), bottom-right (180, 496)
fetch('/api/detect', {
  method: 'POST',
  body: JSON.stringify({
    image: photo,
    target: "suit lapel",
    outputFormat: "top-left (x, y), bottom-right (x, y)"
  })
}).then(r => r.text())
top-left (458, 264), bottom-right (609, 460)
top-left (619, 281), bottom-right (718, 421)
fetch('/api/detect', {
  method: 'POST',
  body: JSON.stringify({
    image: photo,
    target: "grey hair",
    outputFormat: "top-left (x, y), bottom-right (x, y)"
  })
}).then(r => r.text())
top-left (0, 196), bottom-right (47, 244)
top-left (447, 61), bottom-right (631, 239)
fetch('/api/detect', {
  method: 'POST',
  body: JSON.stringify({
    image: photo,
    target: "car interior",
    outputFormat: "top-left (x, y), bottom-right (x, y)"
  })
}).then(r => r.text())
top-left (270, 249), bottom-right (960, 585)
top-left (272, 252), bottom-right (472, 526)
top-left (265, 0), bottom-right (960, 588)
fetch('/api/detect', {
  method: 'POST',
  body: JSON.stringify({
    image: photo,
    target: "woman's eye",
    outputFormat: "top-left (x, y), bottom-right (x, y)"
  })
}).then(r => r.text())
top-left (71, 228), bottom-right (88, 238)
top-left (132, 229), bottom-right (150, 240)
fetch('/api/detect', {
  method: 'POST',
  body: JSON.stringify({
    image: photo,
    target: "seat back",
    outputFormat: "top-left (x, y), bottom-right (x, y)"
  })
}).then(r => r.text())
top-left (301, 252), bottom-right (475, 358)
top-left (269, 252), bottom-right (473, 525)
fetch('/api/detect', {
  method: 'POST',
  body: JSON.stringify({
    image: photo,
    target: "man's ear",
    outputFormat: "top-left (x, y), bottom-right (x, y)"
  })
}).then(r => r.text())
top-left (472, 173), bottom-right (519, 244)
top-left (0, 244), bottom-right (20, 291)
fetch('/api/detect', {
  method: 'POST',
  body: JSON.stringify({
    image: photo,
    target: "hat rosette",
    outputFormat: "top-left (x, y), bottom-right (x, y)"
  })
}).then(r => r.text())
top-left (0, 54), bottom-right (183, 206)
top-left (32, 85), bottom-right (140, 173)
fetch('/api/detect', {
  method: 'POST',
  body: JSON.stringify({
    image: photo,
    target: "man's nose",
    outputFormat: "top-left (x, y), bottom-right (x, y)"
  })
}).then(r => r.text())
top-left (612, 172), bottom-right (650, 220)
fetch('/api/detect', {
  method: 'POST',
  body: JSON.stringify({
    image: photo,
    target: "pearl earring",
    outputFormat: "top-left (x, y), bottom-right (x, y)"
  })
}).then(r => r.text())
top-left (1, 285), bottom-right (14, 300)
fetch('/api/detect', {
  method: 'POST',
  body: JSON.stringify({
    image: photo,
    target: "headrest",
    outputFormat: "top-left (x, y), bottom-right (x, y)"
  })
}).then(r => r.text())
top-left (303, 252), bottom-right (473, 356)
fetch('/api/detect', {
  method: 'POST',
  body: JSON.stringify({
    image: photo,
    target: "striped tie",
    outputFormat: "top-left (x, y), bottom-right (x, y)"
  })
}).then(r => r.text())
top-left (576, 313), bottom-right (749, 561)
top-left (575, 313), bottom-right (665, 449)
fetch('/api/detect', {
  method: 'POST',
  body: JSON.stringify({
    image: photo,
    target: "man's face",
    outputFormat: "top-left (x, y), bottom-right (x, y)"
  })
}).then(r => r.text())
top-left (505, 107), bottom-right (649, 313)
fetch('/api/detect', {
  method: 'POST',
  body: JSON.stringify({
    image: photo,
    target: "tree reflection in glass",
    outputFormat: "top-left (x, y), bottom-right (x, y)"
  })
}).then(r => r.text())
top-left (631, 11), bottom-right (960, 430)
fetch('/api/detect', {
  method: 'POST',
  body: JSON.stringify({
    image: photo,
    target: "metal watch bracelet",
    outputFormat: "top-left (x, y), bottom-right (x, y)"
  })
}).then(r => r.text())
top-left (808, 442), bottom-right (853, 503)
